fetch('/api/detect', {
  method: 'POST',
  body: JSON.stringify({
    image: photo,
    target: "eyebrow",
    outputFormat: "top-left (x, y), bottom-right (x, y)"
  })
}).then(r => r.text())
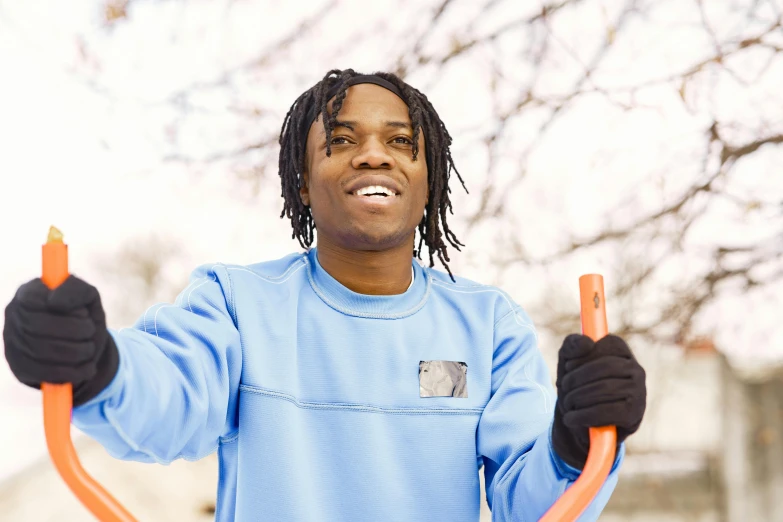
top-left (384, 121), bottom-right (412, 129)
top-left (334, 120), bottom-right (412, 131)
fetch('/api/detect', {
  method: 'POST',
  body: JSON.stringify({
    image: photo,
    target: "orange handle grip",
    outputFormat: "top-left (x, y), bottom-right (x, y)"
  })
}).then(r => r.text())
top-left (42, 228), bottom-right (137, 522)
top-left (539, 274), bottom-right (617, 522)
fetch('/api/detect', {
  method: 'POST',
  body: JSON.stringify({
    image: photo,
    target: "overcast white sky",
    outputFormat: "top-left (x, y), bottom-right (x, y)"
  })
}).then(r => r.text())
top-left (0, 0), bottom-right (781, 485)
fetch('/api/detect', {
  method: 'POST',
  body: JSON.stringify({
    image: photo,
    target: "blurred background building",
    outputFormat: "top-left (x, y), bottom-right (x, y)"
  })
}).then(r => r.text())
top-left (0, 0), bottom-right (781, 520)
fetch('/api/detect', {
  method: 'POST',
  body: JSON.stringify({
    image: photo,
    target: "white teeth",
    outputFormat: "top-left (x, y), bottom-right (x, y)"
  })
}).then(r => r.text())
top-left (355, 185), bottom-right (396, 196)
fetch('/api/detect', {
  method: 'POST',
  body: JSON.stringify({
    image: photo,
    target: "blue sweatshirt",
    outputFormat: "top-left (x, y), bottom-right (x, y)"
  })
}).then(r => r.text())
top-left (72, 248), bottom-right (622, 521)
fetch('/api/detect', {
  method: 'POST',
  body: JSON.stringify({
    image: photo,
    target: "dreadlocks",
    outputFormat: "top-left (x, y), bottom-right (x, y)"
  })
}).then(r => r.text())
top-left (278, 68), bottom-right (468, 279)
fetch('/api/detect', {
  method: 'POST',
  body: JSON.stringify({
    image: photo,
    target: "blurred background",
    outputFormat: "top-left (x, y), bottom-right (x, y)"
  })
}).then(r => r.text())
top-left (0, 0), bottom-right (781, 520)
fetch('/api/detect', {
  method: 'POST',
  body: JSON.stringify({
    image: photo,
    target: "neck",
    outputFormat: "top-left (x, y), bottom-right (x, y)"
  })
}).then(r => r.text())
top-left (314, 237), bottom-right (414, 295)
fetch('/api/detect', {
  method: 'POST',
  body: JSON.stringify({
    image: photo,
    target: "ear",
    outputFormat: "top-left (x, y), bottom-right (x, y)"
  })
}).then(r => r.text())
top-left (299, 169), bottom-right (310, 206)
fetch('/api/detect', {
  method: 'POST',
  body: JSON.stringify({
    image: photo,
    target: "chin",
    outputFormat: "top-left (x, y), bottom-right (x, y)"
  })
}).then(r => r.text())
top-left (335, 225), bottom-right (413, 251)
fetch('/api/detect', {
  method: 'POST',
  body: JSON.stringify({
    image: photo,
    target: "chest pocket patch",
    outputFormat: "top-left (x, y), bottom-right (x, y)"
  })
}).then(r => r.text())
top-left (419, 360), bottom-right (468, 398)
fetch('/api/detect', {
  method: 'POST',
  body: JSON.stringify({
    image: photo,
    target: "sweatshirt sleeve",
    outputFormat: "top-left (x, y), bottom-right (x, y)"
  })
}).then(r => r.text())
top-left (70, 263), bottom-right (242, 464)
top-left (477, 305), bottom-right (623, 521)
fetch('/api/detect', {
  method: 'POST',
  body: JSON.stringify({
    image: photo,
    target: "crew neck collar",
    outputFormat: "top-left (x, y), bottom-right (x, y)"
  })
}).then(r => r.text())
top-left (304, 248), bottom-right (430, 319)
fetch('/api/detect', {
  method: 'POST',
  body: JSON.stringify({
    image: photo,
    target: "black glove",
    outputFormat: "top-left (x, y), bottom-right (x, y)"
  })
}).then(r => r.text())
top-left (552, 334), bottom-right (646, 470)
top-left (3, 275), bottom-right (119, 407)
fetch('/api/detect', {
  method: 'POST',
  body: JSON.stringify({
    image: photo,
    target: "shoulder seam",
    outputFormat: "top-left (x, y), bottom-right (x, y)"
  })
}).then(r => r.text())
top-left (427, 272), bottom-right (485, 288)
top-left (216, 263), bottom-right (239, 328)
top-left (494, 305), bottom-right (522, 327)
top-left (430, 279), bottom-right (521, 328)
top-left (225, 258), bottom-right (306, 284)
top-left (493, 307), bottom-right (538, 341)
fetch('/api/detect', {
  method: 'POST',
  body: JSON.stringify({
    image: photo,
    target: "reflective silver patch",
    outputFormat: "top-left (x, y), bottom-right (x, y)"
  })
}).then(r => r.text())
top-left (419, 360), bottom-right (468, 398)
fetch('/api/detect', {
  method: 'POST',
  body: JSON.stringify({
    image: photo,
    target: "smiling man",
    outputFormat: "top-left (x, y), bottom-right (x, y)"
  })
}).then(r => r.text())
top-left (4, 69), bottom-right (646, 521)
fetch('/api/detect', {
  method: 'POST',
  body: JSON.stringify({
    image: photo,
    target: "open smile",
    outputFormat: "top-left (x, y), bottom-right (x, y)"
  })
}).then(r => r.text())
top-left (345, 175), bottom-right (403, 198)
top-left (353, 185), bottom-right (398, 197)
top-left (347, 190), bottom-right (400, 207)
top-left (343, 175), bottom-right (404, 208)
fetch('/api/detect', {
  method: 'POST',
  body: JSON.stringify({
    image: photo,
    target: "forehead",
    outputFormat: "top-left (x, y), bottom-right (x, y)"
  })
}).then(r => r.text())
top-left (328, 83), bottom-right (410, 124)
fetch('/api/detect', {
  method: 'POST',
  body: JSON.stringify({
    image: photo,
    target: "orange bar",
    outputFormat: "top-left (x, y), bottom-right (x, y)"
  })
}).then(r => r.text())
top-left (41, 226), bottom-right (137, 522)
top-left (539, 274), bottom-right (617, 522)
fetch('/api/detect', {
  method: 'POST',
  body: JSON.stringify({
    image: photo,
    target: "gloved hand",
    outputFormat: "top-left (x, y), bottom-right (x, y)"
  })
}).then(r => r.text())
top-left (3, 275), bottom-right (118, 407)
top-left (552, 334), bottom-right (646, 470)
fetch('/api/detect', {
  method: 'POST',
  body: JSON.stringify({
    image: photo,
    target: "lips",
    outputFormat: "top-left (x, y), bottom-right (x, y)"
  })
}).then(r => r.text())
top-left (355, 185), bottom-right (396, 197)
top-left (345, 175), bottom-right (403, 197)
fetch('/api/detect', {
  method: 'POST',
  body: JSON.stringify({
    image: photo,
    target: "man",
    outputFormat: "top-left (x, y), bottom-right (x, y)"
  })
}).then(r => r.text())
top-left (4, 69), bottom-right (646, 521)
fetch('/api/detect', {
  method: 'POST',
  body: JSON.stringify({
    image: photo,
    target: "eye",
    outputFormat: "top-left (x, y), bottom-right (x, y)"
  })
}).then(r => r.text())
top-left (392, 136), bottom-right (413, 145)
top-left (330, 136), bottom-right (351, 145)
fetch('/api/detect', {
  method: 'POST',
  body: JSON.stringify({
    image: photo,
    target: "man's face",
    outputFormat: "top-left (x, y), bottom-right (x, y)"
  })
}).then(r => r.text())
top-left (301, 84), bottom-right (428, 251)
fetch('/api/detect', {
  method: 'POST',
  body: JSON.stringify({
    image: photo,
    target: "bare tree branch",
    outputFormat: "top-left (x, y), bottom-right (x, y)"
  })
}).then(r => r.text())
top-left (74, 0), bottom-right (783, 354)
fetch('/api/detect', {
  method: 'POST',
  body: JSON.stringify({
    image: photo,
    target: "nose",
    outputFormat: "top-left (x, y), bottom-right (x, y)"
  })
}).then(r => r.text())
top-left (351, 137), bottom-right (396, 170)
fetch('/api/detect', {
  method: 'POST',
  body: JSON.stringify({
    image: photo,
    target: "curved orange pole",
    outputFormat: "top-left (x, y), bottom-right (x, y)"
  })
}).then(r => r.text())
top-left (41, 226), bottom-right (137, 522)
top-left (539, 274), bottom-right (617, 522)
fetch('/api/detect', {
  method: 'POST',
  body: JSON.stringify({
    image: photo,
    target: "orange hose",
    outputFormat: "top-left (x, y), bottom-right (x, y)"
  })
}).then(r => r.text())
top-left (539, 274), bottom-right (617, 522)
top-left (42, 226), bottom-right (137, 522)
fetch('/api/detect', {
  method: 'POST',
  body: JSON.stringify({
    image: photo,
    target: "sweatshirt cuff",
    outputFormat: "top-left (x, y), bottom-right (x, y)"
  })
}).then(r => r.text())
top-left (548, 426), bottom-right (625, 481)
top-left (73, 330), bottom-right (126, 412)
